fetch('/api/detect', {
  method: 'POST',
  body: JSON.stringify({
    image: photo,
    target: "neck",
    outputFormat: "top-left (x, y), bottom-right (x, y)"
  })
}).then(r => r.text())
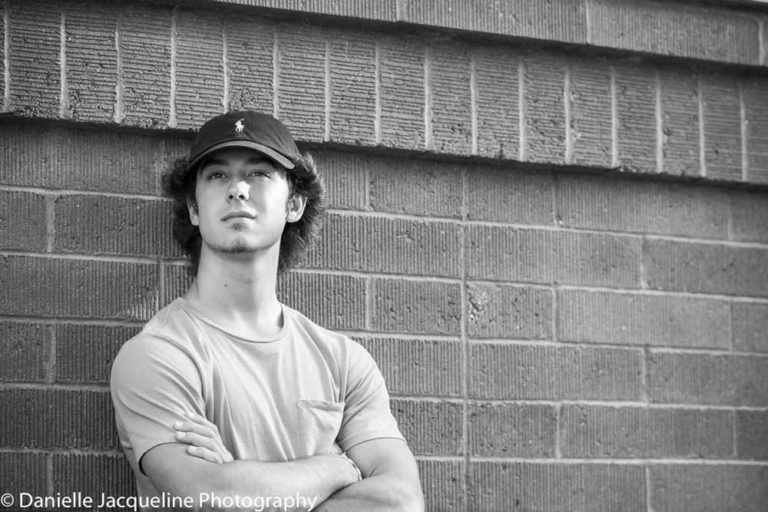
top-left (184, 246), bottom-right (283, 338)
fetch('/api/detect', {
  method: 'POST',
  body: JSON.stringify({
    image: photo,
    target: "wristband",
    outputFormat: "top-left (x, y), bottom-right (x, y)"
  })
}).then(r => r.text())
top-left (341, 452), bottom-right (362, 482)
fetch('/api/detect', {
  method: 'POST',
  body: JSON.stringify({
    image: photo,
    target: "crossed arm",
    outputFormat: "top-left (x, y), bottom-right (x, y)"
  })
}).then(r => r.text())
top-left (142, 415), bottom-right (424, 511)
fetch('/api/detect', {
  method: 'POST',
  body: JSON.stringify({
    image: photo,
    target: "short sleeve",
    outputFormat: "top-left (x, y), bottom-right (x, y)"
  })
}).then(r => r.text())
top-left (336, 342), bottom-right (404, 452)
top-left (110, 332), bottom-right (204, 472)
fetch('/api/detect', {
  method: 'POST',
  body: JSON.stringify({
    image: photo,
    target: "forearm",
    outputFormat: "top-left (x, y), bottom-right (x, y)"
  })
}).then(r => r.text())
top-left (144, 445), bottom-right (357, 511)
top-left (313, 473), bottom-right (424, 512)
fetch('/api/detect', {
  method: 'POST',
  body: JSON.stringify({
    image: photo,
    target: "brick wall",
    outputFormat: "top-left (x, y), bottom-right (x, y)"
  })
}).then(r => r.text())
top-left (1, 0), bottom-right (767, 510)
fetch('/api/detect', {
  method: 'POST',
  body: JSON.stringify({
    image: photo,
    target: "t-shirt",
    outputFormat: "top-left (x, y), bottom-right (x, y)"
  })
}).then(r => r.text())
top-left (110, 298), bottom-right (404, 499)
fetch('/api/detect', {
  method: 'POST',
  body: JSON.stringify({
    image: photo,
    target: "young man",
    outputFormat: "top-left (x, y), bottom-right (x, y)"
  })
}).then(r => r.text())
top-left (110, 111), bottom-right (424, 511)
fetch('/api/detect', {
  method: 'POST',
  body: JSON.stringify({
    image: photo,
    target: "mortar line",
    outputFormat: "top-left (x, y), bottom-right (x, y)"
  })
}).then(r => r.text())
top-left (655, 68), bottom-right (663, 175)
top-left (740, 81), bottom-right (748, 183)
top-left (113, 13), bottom-right (124, 123)
top-left (470, 51), bottom-right (478, 156)
top-left (518, 58), bottom-right (527, 161)
top-left (45, 195), bottom-right (56, 253)
top-left (168, 7), bottom-right (178, 128)
top-left (222, 23), bottom-right (229, 113)
top-left (0, 316), bottom-right (145, 327)
top-left (272, 26), bottom-right (279, 118)
top-left (324, 38), bottom-right (331, 142)
top-left (46, 324), bottom-right (56, 384)
top-left (564, 62), bottom-right (573, 165)
top-left (645, 465), bottom-right (653, 512)
top-left (3, 0), bottom-right (9, 112)
top-left (46, 454), bottom-right (54, 496)
top-left (59, 9), bottom-right (68, 118)
top-left (610, 65), bottom-right (618, 167)
top-left (374, 39), bottom-right (382, 145)
top-left (698, 75), bottom-right (706, 178)
top-left (424, 45), bottom-right (432, 151)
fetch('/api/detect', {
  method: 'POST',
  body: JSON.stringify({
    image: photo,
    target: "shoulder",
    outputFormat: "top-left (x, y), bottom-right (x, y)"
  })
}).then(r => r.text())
top-left (110, 300), bottom-right (205, 383)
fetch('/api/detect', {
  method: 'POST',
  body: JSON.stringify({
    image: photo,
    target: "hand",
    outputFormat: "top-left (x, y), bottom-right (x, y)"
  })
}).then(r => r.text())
top-left (173, 413), bottom-right (234, 464)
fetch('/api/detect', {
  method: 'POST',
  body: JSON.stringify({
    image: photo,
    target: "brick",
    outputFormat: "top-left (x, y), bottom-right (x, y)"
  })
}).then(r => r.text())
top-left (558, 289), bottom-right (730, 349)
top-left (371, 278), bottom-right (461, 335)
top-left (650, 464), bottom-right (768, 512)
top-left (466, 168), bottom-right (554, 225)
top-left (0, 322), bottom-right (48, 382)
top-left (0, 389), bottom-right (117, 449)
top-left (162, 262), bottom-right (193, 308)
top-left (523, 51), bottom-right (566, 163)
top-left (53, 453), bottom-right (136, 497)
top-left (731, 189), bottom-right (768, 243)
top-left (469, 403), bottom-right (556, 457)
top-left (275, 22), bottom-right (325, 142)
top-left (736, 410), bottom-right (768, 460)
top-left (429, 41), bottom-right (472, 154)
top-left (65, 2), bottom-right (119, 122)
top-left (224, 14), bottom-right (273, 113)
top-left (743, 77), bottom-right (768, 183)
top-left (0, 190), bottom-right (48, 252)
top-left (561, 405), bottom-right (733, 459)
top-left (474, 44), bottom-right (519, 159)
top-left (194, 0), bottom-right (398, 20)
top-left (55, 324), bottom-right (141, 384)
top-left (277, 271), bottom-right (366, 331)
top-left (556, 174), bottom-right (729, 238)
top-left (569, 58), bottom-right (612, 168)
top-left (589, 0), bottom-right (760, 65)
top-left (358, 337), bottom-right (463, 397)
top-left (328, 30), bottom-right (376, 145)
top-left (391, 399), bottom-right (463, 456)
top-left (614, 63), bottom-right (657, 173)
top-left (369, 158), bottom-right (462, 218)
top-left (311, 151), bottom-right (367, 210)
top-left (701, 73), bottom-right (742, 181)
top-left (120, 3), bottom-right (172, 128)
top-left (466, 226), bottom-right (641, 287)
top-left (732, 302), bottom-right (768, 353)
top-left (8, 0), bottom-right (60, 116)
top-left (175, 9), bottom-right (224, 129)
top-left (469, 461), bottom-right (645, 512)
top-left (467, 283), bottom-right (552, 340)
top-left (648, 351), bottom-right (768, 406)
top-left (417, 459), bottom-right (465, 512)
top-left (379, 34), bottom-right (425, 150)
top-left (54, 195), bottom-right (177, 257)
top-left (0, 452), bottom-right (47, 495)
top-left (645, 240), bottom-right (768, 298)
top-left (306, 213), bottom-right (461, 278)
top-left (659, 66), bottom-right (700, 177)
top-left (0, 255), bottom-right (158, 321)
top-left (404, 0), bottom-right (586, 44)
top-left (470, 343), bottom-right (643, 400)
top-left (0, 122), bottom-right (160, 193)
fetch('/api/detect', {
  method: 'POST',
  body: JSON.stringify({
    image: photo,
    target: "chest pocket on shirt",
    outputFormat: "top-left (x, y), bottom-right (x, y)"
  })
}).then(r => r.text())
top-left (297, 400), bottom-right (344, 456)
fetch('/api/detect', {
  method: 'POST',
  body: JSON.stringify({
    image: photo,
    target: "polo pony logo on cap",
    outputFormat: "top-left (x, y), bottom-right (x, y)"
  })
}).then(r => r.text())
top-left (235, 119), bottom-right (245, 134)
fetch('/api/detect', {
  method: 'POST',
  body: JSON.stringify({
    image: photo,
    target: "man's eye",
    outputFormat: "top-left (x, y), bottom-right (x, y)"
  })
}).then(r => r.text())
top-left (206, 171), bottom-right (225, 180)
top-left (249, 171), bottom-right (269, 178)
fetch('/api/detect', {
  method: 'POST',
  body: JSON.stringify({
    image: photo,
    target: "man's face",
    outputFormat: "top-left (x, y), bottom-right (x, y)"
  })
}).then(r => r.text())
top-left (188, 147), bottom-right (304, 260)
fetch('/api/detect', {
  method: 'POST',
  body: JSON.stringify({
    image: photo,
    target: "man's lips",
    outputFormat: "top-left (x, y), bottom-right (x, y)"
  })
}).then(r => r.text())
top-left (221, 211), bottom-right (256, 221)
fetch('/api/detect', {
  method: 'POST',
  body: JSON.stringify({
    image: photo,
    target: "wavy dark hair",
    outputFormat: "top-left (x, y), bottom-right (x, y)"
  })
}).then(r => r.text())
top-left (162, 152), bottom-right (326, 275)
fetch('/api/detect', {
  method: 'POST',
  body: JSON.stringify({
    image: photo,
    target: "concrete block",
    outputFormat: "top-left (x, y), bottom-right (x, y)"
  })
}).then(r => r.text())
top-left (469, 402), bottom-right (556, 457)
top-left (466, 282), bottom-right (552, 340)
top-left (743, 77), bottom-right (768, 184)
top-left (732, 302), bottom-right (768, 353)
top-left (0, 190), bottom-right (48, 252)
top-left (277, 271), bottom-right (367, 331)
top-left (701, 73), bottom-right (742, 181)
top-left (659, 66), bottom-right (699, 177)
top-left (523, 51), bottom-right (566, 164)
top-left (731, 189), bottom-right (768, 243)
top-left (466, 168), bottom-right (554, 225)
top-left (429, 41), bottom-right (472, 154)
top-left (371, 278), bottom-right (461, 335)
top-left (358, 337), bottom-right (463, 397)
top-left (558, 289), bottom-right (730, 349)
top-left (224, 14), bottom-right (273, 114)
top-left (0, 322), bottom-right (48, 382)
top-left (645, 239), bottom-right (768, 298)
top-left (614, 63), bottom-right (657, 173)
top-left (570, 57), bottom-right (612, 168)
top-left (473, 44), bottom-right (520, 159)
top-left (470, 343), bottom-right (643, 400)
top-left (391, 399), bottom-right (463, 456)
top-left (55, 324), bottom-right (141, 384)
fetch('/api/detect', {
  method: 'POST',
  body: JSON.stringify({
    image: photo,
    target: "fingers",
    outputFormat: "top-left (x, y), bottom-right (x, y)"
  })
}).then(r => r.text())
top-left (184, 445), bottom-right (225, 464)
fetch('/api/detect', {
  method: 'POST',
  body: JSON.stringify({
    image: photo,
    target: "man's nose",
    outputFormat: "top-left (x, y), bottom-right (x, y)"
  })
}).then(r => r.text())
top-left (227, 181), bottom-right (250, 201)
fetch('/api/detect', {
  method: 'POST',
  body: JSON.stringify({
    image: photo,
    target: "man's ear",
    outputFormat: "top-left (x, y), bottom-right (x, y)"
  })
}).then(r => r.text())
top-left (286, 194), bottom-right (307, 223)
top-left (187, 198), bottom-right (199, 226)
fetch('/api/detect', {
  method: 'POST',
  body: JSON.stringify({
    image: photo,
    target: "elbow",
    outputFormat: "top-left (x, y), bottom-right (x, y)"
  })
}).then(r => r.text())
top-left (389, 482), bottom-right (425, 512)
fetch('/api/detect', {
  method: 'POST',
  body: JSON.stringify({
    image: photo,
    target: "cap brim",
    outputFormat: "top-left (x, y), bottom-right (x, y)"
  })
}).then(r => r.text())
top-left (188, 141), bottom-right (296, 171)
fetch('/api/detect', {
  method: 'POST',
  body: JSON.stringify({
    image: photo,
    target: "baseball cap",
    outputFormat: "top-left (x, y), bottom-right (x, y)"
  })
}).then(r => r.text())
top-left (187, 111), bottom-right (300, 171)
